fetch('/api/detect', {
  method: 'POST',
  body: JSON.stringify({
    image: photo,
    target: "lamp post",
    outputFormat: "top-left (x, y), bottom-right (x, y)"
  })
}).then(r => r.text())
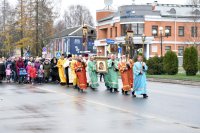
top-left (125, 30), bottom-right (134, 59)
top-left (152, 26), bottom-right (169, 56)
top-left (141, 34), bottom-right (146, 56)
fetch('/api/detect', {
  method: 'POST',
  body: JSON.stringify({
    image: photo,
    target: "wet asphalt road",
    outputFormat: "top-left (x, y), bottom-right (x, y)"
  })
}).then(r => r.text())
top-left (0, 81), bottom-right (200, 133)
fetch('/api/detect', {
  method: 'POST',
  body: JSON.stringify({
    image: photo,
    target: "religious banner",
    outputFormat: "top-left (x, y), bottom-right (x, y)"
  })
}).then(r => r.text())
top-left (95, 57), bottom-right (108, 73)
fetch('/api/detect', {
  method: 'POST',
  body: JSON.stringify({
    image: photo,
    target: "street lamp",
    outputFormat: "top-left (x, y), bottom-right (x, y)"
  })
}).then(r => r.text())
top-left (125, 30), bottom-right (134, 58)
top-left (153, 26), bottom-right (169, 56)
top-left (141, 34), bottom-right (146, 56)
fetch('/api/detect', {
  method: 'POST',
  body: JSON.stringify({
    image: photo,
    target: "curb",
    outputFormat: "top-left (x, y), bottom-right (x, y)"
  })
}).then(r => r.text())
top-left (147, 78), bottom-right (200, 86)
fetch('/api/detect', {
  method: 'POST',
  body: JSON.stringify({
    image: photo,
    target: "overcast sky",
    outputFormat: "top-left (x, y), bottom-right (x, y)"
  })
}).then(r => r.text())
top-left (8, 0), bottom-right (188, 21)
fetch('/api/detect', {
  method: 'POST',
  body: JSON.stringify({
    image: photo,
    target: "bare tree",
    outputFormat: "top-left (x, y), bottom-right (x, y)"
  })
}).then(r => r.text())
top-left (62, 5), bottom-right (94, 28)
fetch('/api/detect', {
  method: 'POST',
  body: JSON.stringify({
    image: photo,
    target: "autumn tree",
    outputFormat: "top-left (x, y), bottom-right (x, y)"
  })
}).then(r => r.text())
top-left (14, 0), bottom-right (59, 56)
top-left (0, 0), bottom-right (16, 57)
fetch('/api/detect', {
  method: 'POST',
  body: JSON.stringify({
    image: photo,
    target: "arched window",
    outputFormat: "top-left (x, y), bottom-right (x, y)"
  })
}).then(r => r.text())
top-left (169, 8), bottom-right (176, 14)
top-left (193, 9), bottom-right (200, 15)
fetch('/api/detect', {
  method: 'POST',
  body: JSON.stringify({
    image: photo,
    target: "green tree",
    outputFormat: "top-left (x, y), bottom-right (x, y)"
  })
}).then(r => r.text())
top-left (183, 46), bottom-right (198, 76)
top-left (163, 51), bottom-right (178, 75)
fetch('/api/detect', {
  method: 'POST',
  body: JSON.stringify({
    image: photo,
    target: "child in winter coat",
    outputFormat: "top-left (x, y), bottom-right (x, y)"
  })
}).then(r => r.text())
top-left (29, 63), bottom-right (37, 84)
top-left (5, 65), bottom-right (12, 83)
top-left (37, 65), bottom-right (44, 84)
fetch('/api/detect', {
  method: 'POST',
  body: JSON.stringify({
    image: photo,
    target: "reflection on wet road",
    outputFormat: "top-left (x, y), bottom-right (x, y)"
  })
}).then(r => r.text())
top-left (0, 82), bottom-right (200, 133)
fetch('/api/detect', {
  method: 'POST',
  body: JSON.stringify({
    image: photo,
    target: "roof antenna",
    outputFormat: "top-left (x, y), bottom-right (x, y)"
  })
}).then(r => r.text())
top-left (104, 0), bottom-right (113, 10)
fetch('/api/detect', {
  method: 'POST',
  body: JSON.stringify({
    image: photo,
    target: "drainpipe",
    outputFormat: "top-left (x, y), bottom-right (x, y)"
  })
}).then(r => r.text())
top-left (175, 14), bottom-right (177, 52)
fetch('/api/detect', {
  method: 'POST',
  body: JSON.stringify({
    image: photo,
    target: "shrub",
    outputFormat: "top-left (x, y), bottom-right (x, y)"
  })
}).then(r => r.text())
top-left (163, 51), bottom-right (178, 75)
top-left (146, 56), bottom-right (165, 75)
top-left (183, 46), bottom-right (198, 76)
top-left (198, 61), bottom-right (200, 73)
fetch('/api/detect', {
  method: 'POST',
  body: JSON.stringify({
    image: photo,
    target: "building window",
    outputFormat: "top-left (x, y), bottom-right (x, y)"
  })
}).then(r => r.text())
top-left (165, 26), bottom-right (171, 36)
top-left (152, 25), bottom-right (158, 36)
top-left (178, 26), bottom-right (184, 36)
top-left (121, 23), bottom-right (144, 37)
top-left (137, 23), bottom-right (144, 35)
top-left (115, 27), bottom-right (117, 37)
top-left (131, 24), bottom-right (144, 36)
top-left (191, 26), bottom-right (198, 37)
top-left (121, 24), bottom-right (129, 36)
top-left (178, 46), bottom-right (184, 56)
top-left (165, 46), bottom-right (171, 53)
top-left (110, 28), bottom-right (112, 38)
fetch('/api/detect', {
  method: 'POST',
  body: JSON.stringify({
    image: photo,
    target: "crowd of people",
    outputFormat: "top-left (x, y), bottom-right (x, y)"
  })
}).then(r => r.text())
top-left (0, 53), bottom-right (148, 98)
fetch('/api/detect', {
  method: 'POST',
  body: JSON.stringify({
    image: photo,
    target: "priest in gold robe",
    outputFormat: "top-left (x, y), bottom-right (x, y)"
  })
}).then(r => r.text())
top-left (57, 54), bottom-right (66, 85)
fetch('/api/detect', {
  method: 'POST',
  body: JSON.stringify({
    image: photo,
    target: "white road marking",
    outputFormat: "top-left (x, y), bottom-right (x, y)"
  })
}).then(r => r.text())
top-left (149, 89), bottom-right (200, 100)
top-left (35, 86), bottom-right (200, 130)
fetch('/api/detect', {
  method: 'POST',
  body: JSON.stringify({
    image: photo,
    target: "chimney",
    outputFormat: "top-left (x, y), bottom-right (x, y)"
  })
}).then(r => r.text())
top-left (152, 1), bottom-right (158, 10)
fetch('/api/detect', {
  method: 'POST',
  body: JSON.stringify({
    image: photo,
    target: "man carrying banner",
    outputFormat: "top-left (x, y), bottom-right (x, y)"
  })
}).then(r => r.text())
top-left (88, 56), bottom-right (99, 90)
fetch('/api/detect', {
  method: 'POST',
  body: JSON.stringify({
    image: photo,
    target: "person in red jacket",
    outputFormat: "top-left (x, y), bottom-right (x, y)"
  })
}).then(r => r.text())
top-left (29, 63), bottom-right (37, 84)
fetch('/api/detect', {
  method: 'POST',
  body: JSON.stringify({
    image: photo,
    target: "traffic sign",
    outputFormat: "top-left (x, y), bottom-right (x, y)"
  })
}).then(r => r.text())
top-left (42, 47), bottom-right (47, 52)
top-left (56, 52), bottom-right (61, 58)
top-left (106, 39), bottom-right (115, 44)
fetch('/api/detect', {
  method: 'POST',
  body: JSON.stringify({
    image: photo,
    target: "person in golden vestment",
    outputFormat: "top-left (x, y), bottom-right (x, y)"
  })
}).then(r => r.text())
top-left (74, 56), bottom-right (87, 93)
top-left (118, 55), bottom-right (132, 95)
top-left (57, 54), bottom-right (66, 85)
top-left (70, 55), bottom-right (78, 89)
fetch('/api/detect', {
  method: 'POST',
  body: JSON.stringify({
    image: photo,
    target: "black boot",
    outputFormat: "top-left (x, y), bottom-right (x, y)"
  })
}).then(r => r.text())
top-left (73, 85), bottom-right (77, 89)
top-left (114, 88), bottom-right (119, 93)
top-left (132, 91), bottom-right (136, 97)
top-left (106, 86), bottom-right (110, 91)
top-left (143, 94), bottom-right (148, 99)
top-left (77, 87), bottom-right (80, 92)
top-left (122, 89), bottom-right (125, 95)
top-left (91, 86), bottom-right (95, 91)
top-left (110, 88), bottom-right (113, 93)
top-left (125, 91), bottom-right (129, 95)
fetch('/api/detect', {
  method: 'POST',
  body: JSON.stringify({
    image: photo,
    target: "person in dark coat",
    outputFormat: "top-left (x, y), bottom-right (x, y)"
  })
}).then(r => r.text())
top-left (11, 58), bottom-right (17, 82)
top-left (6, 58), bottom-right (12, 68)
top-left (43, 60), bottom-right (51, 83)
top-left (0, 58), bottom-right (5, 83)
top-left (50, 57), bottom-right (59, 83)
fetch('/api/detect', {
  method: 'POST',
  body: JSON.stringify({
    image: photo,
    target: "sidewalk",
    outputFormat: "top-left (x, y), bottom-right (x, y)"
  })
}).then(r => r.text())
top-left (148, 78), bottom-right (200, 86)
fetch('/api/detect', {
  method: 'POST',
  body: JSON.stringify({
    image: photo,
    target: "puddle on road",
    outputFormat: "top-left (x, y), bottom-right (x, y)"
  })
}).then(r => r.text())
top-left (17, 122), bottom-right (54, 132)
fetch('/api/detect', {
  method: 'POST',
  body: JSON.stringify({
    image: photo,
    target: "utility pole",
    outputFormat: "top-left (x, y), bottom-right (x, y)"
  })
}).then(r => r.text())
top-left (3, 0), bottom-right (6, 32)
top-left (20, 0), bottom-right (24, 56)
top-left (35, 0), bottom-right (39, 56)
top-left (2, 0), bottom-right (6, 57)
